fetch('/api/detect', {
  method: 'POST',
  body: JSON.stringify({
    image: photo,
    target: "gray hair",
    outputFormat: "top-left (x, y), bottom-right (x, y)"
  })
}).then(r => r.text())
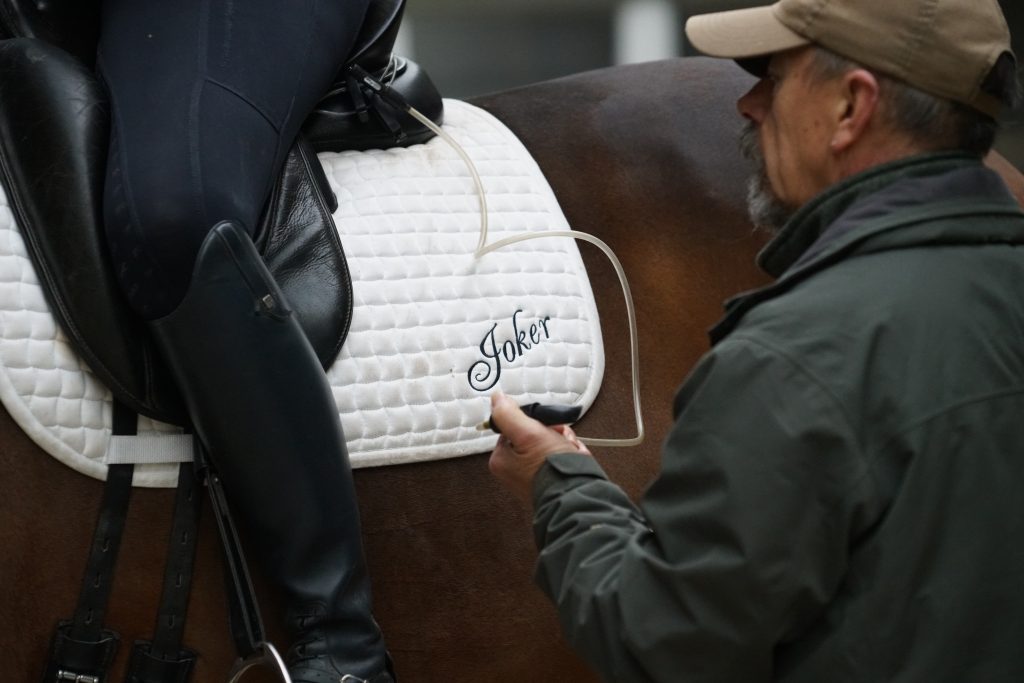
top-left (807, 47), bottom-right (1018, 157)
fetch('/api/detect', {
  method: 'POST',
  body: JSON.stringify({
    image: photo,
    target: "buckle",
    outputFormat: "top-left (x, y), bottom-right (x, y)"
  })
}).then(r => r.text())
top-left (56, 672), bottom-right (100, 683)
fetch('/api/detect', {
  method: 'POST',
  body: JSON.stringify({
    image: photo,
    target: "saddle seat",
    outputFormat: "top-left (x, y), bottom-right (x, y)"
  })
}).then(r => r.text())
top-left (0, 0), bottom-right (445, 427)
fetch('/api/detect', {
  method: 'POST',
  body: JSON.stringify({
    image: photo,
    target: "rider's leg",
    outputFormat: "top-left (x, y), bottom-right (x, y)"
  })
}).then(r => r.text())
top-left (98, 0), bottom-right (366, 317)
top-left (97, 2), bottom-right (393, 681)
top-left (149, 221), bottom-right (392, 683)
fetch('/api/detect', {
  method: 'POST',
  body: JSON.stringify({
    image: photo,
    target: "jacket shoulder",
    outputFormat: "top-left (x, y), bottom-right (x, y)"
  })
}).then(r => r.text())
top-left (729, 243), bottom-right (1024, 447)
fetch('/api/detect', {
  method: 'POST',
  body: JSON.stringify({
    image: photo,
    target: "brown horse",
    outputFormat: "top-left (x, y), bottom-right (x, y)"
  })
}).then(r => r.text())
top-left (3, 57), bottom-right (1024, 683)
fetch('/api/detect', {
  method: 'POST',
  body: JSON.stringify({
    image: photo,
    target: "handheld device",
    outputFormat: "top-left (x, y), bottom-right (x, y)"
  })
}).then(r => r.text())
top-left (477, 402), bottom-right (583, 434)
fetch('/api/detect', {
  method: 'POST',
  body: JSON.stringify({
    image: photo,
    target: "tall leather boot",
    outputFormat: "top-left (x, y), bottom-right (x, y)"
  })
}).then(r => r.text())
top-left (148, 220), bottom-right (394, 683)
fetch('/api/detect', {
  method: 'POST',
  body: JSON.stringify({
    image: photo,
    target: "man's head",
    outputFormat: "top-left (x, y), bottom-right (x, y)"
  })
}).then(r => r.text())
top-left (685, 0), bottom-right (1017, 230)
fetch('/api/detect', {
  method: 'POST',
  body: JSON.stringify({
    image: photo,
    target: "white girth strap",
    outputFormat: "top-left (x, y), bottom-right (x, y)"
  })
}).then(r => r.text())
top-left (105, 434), bottom-right (193, 465)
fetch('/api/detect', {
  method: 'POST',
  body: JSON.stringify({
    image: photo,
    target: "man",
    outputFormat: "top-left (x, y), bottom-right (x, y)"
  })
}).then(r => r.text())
top-left (488, 0), bottom-right (1024, 681)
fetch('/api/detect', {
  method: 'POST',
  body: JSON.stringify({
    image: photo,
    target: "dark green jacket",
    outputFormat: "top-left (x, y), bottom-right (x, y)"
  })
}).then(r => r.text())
top-left (532, 153), bottom-right (1024, 682)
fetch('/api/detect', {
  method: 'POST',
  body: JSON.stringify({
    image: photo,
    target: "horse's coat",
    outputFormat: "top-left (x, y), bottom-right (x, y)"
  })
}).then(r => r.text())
top-left (4, 57), bottom-right (1023, 683)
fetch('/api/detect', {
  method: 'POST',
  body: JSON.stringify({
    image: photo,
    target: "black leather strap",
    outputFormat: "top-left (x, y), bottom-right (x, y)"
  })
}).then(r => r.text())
top-left (42, 620), bottom-right (120, 683)
top-left (70, 464), bottom-right (131, 643)
top-left (193, 442), bottom-right (268, 658)
top-left (151, 462), bottom-right (202, 657)
top-left (304, 56), bottom-right (443, 152)
top-left (124, 461), bottom-right (202, 683)
top-left (124, 641), bottom-right (196, 683)
top-left (70, 462), bottom-right (132, 640)
top-left (42, 400), bottom-right (135, 682)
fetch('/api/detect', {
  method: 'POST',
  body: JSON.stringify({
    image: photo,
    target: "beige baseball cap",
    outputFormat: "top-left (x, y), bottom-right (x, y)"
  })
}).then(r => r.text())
top-left (684, 0), bottom-right (1014, 118)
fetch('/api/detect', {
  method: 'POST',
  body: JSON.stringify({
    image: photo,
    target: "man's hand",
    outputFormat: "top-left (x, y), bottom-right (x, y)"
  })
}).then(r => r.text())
top-left (487, 392), bottom-right (592, 505)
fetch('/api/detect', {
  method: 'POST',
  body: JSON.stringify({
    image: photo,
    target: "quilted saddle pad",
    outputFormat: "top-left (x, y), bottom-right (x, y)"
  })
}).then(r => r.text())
top-left (0, 100), bottom-right (604, 487)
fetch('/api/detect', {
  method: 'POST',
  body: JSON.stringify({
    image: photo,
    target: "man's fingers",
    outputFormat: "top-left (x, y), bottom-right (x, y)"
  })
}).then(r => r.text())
top-left (555, 424), bottom-right (592, 456)
top-left (490, 392), bottom-right (592, 457)
top-left (487, 393), bottom-right (594, 504)
top-left (490, 392), bottom-right (547, 441)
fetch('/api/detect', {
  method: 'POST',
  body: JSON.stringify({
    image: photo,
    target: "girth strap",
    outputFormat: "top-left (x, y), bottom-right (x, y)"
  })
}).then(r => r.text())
top-left (123, 461), bottom-right (202, 683)
top-left (73, 462), bottom-right (132, 641)
top-left (42, 404), bottom-right (135, 682)
top-left (43, 401), bottom-right (209, 683)
top-left (150, 464), bottom-right (201, 658)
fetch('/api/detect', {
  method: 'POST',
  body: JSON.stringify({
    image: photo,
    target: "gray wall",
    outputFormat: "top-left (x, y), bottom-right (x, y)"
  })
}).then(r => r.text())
top-left (404, 5), bottom-right (613, 97)
top-left (403, 0), bottom-right (1024, 164)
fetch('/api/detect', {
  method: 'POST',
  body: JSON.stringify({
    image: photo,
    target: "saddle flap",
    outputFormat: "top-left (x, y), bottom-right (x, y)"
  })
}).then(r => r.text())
top-left (256, 136), bottom-right (353, 369)
top-left (0, 38), bottom-right (186, 423)
top-left (0, 38), bottom-right (353, 425)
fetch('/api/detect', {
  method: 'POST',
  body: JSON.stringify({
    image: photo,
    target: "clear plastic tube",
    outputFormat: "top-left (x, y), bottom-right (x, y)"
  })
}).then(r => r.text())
top-left (406, 107), bottom-right (489, 254)
top-left (474, 231), bottom-right (644, 447)
top-left (407, 105), bottom-right (644, 447)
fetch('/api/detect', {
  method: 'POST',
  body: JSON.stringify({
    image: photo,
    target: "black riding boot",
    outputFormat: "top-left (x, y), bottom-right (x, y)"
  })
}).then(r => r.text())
top-left (148, 220), bottom-right (394, 683)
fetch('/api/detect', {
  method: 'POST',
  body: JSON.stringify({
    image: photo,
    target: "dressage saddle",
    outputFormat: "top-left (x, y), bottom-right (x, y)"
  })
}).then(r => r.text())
top-left (0, 0), bottom-right (444, 426)
top-left (0, 2), bottom-right (443, 681)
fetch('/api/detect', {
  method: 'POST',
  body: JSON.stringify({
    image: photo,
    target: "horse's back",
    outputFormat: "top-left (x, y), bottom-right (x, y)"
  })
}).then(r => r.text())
top-left (2, 58), bottom-right (774, 683)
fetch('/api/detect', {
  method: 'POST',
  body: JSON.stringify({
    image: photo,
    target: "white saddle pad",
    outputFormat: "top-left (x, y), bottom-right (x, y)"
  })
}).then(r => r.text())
top-left (0, 100), bottom-right (604, 487)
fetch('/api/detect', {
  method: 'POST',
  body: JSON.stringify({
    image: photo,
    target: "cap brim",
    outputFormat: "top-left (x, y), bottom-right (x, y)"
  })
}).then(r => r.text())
top-left (685, 5), bottom-right (809, 60)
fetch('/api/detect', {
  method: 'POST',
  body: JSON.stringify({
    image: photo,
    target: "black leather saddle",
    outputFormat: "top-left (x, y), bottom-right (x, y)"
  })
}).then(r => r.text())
top-left (0, 0), bottom-right (444, 427)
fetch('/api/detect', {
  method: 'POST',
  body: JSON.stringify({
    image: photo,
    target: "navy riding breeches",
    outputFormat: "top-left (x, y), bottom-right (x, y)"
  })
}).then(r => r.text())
top-left (97, 0), bottom-right (369, 318)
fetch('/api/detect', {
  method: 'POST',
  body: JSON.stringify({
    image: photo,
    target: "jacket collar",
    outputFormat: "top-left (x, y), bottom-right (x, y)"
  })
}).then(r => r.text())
top-left (757, 152), bottom-right (1020, 277)
top-left (709, 152), bottom-right (1024, 345)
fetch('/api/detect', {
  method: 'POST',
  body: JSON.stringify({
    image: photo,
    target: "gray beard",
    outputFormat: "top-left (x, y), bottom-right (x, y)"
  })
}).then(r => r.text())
top-left (739, 123), bottom-right (793, 234)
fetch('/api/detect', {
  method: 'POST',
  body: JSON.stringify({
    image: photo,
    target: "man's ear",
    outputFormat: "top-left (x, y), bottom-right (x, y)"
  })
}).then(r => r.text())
top-left (830, 69), bottom-right (880, 153)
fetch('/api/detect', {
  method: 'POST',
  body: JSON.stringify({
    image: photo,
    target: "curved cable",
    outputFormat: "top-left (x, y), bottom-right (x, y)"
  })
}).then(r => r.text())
top-left (402, 98), bottom-right (643, 446)
top-left (474, 231), bottom-right (644, 447)
top-left (406, 107), bottom-right (489, 254)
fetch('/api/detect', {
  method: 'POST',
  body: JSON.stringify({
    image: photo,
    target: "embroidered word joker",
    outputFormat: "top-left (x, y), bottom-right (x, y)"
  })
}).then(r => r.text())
top-left (468, 309), bottom-right (552, 391)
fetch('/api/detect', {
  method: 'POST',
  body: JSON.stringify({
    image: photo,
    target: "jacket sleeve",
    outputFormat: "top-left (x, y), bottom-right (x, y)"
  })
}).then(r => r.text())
top-left (531, 337), bottom-right (873, 682)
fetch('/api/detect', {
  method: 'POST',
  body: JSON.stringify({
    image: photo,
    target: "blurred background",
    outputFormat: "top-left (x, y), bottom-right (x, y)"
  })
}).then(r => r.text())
top-left (397, 0), bottom-right (1024, 166)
